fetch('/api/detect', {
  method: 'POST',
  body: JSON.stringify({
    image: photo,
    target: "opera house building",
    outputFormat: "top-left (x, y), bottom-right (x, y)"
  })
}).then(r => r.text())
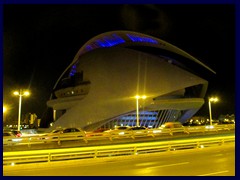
top-left (47, 31), bottom-right (215, 131)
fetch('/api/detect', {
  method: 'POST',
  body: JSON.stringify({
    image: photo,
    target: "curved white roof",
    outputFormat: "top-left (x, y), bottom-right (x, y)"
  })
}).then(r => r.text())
top-left (77, 30), bottom-right (215, 73)
top-left (53, 30), bottom-right (215, 90)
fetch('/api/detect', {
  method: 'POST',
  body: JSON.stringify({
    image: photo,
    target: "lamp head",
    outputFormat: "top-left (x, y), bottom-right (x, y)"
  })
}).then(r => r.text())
top-left (23, 91), bottom-right (30, 96)
top-left (209, 97), bottom-right (218, 102)
top-left (135, 95), bottom-right (147, 99)
top-left (13, 90), bottom-right (30, 96)
top-left (13, 91), bottom-right (19, 96)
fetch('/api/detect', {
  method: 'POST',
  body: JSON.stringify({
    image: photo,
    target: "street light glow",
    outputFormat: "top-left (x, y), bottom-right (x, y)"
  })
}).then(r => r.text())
top-left (13, 89), bottom-right (30, 131)
top-left (208, 96), bottom-right (219, 126)
top-left (135, 95), bottom-right (147, 127)
top-left (13, 91), bottom-right (19, 95)
top-left (23, 91), bottom-right (30, 96)
top-left (209, 97), bottom-right (218, 102)
top-left (13, 90), bottom-right (30, 96)
top-left (135, 95), bottom-right (140, 99)
top-left (3, 106), bottom-right (7, 113)
top-left (135, 95), bottom-right (147, 99)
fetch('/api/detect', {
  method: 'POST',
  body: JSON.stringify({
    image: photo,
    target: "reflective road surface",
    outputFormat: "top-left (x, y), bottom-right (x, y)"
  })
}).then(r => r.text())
top-left (4, 143), bottom-right (235, 176)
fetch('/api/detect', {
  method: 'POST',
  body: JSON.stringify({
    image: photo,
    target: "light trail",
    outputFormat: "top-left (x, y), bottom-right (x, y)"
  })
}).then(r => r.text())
top-left (197, 170), bottom-right (229, 176)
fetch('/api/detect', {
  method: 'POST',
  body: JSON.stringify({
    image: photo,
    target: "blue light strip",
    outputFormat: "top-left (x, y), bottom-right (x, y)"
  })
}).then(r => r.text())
top-left (139, 111), bottom-right (158, 115)
top-left (126, 34), bottom-right (158, 44)
top-left (120, 116), bottom-right (157, 121)
top-left (95, 35), bottom-right (125, 47)
top-left (69, 64), bottom-right (77, 77)
top-left (120, 111), bottom-right (158, 121)
top-left (83, 33), bottom-right (159, 55)
top-left (84, 34), bottom-right (125, 52)
top-left (85, 45), bottom-right (93, 51)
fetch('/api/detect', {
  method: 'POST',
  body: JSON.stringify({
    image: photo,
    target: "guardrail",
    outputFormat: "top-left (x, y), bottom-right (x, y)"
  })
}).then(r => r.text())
top-left (3, 124), bottom-right (235, 148)
top-left (3, 135), bottom-right (235, 166)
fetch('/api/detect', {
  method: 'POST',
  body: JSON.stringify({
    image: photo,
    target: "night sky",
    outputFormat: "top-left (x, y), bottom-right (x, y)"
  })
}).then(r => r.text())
top-left (3, 4), bottom-right (235, 124)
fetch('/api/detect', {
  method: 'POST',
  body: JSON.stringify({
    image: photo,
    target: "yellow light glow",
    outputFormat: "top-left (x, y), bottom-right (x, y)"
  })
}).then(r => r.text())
top-left (13, 91), bottom-right (19, 95)
top-left (135, 95), bottom-right (147, 99)
top-left (209, 97), bottom-right (218, 102)
top-left (24, 91), bottom-right (30, 96)
top-left (13, 90), bottom-right (30, 96)
top-left (3, 106), bottom-right (7, 113)
top-left (135, 95), bottom-right (140, 99)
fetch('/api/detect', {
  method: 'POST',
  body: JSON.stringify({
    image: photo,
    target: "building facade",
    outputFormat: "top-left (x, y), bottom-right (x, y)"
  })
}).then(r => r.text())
top-left (47, 31), bottom-right (215, 131)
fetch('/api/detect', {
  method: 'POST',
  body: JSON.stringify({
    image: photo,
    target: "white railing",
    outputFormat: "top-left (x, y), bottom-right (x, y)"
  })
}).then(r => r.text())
top-left (3, 124), bottom-right (235, 148)
top-left (3, 135), bottom-right (235, 166)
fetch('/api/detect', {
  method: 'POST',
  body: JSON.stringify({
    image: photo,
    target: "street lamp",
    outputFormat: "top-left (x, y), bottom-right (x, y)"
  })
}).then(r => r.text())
top-left (3, 105), bottom-right (8, 126)
top-left (135, 95), bottom-right (146, 127)
top-left (13, 89), bottom-right (30, 131)
top-left (3, 106), bottom-right (7, 113)
top-left (208, 97), bottom-right (218, 126)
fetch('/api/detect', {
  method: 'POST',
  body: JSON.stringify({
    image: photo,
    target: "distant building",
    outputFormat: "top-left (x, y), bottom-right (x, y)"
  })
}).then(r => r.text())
top-left (183, 116), bottom-right (208, 126)
top-left (218, 114), bottom-right (235, 124)
top-left (47, 31), bottom-right (215, 131)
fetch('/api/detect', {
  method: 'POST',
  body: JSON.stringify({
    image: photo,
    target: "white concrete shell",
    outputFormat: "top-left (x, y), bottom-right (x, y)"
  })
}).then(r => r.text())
top-left (47, 31), bottom-right (213, 130)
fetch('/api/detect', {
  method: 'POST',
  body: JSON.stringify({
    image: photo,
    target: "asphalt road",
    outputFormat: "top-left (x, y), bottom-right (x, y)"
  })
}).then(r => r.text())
top-left (3, 142), bottom-right (235, 176)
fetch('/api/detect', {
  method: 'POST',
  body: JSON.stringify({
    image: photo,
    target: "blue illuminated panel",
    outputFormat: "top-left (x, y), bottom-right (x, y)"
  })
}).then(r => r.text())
top-left (120, 116), bottom-right (157, 121)
top-left (126, 34), bottom-right (158, 44)
top-left (139, 111), bottom-right (158, 115)
top-left (69, 64), bottom-right (77, 77)
top-left (82, 33), bottom-right (159, 56)
top-left (120, 111), bottom-right (158, 121)
top-left (85, 45), bottom-right (94, 51)
top-left (95, 34), bottom-right (125, 47)
top-left (83, 34), bottom-right (125, 53)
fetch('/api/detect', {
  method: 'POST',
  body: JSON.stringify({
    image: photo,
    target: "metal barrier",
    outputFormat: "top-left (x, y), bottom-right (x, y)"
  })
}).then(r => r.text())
top-left (3, 124), bottom-right (235, 148)
top-left (3, 135), bottom-right (235, 166)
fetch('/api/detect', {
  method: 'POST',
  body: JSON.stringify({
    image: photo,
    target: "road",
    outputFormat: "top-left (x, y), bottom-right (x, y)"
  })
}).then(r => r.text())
top-left (3, 142), bottom-right (235, 176)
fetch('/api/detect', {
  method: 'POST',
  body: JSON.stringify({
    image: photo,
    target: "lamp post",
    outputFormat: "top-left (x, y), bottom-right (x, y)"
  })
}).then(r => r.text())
top-left (13, 89), bottom-right (30, 131)
top-left (3, 105), bottom-right (7, 123)
top-left (3, 106), bottom-right (7, 113)
top-left (135, 95), bottom-right (146, 127)
top-left (208, 97), bottom-right (218, 126)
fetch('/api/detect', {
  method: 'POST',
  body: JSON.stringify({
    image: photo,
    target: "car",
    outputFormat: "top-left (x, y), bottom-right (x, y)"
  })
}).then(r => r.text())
top-left (50, 127), bottom-right (85, 134)
top-left (86, 128), bottom-right (109, 137)
top-left (3, 131), bottom-right (22, 145)
top-left (127, 126), bottom-right (148, 131)
top-left (11, 130), bottom-right (22, 137)
top-left (127, 126), bottom-right (148, 136)
top-left (103, 126), bottom-right (149, 137)
top-left (20, 129), bottom-right (39, 137)
top-left (114, 126), bottom-right (131, 130)
top-left (158, 122), bottom-right (186, 134)
top-left (45, 127), bottom-right (86, 141)
top-left (103, 126), bottom-right (131, 136)
top-left (160, 122), bottom-right (184, 128)
top-left (93, 128), bottom-right (109, 133)
top-left (50, 129), bottom-right (62, 134)
top-left (3, 131), bottom-right (16, 138)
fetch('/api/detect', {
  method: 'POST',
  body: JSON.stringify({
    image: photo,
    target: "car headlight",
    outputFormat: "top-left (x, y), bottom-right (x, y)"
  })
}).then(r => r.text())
top-left (205, 125), bottom-right (214, 129)
top-left (12, 138), bottom-right (22, 142)
top-left (153, 130), bottom-right (162, 133)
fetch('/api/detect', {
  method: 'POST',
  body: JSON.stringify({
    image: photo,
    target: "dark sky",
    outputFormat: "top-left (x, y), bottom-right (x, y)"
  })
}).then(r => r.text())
top-left (3, 4), bottom-right (235, 122)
